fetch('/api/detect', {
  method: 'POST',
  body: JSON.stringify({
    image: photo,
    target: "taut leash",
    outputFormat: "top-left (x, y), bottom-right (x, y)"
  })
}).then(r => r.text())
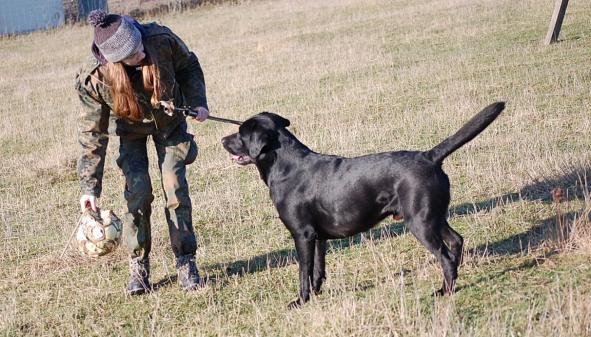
top-left (160, 101), bottom-right (242, 125)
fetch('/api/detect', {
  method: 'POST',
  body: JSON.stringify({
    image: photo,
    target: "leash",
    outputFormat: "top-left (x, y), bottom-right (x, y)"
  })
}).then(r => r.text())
top-left (160, 101), bottom-right (242, 125)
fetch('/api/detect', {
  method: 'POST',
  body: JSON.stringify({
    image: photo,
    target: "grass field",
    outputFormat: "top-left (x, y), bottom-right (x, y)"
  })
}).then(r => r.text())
top-left (1, 0), bottom-right (591, 335)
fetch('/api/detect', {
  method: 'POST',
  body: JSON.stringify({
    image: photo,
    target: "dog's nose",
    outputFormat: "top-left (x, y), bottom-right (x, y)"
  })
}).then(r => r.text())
top-left (221, 137), bottom-right (230, 148)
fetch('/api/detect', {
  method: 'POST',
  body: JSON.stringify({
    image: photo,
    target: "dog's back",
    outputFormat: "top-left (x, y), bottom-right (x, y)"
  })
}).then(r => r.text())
top-left (280, 150), bottom-right (447, 237)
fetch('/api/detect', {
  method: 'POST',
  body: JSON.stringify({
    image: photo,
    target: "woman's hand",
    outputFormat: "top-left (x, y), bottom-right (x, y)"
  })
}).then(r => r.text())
top-left (192, 106), bottom-right (209, 122)
top-left (80, 195), bottom-right (98, 212)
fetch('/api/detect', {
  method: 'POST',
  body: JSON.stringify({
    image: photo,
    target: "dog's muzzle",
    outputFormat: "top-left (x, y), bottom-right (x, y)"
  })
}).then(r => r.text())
top-left (222, 134), bottom-right (253, 165)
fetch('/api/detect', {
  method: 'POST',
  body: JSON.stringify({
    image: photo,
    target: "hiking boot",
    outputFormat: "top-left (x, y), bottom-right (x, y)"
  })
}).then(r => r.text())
top-left (176, 254), bottom-right (202, 290)
top-left (127, 257), bottom-right (150, 295)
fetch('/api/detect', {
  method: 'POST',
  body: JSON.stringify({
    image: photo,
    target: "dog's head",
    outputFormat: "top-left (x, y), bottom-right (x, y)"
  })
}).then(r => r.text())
top-left (221, 112), bottom-right (290, 165)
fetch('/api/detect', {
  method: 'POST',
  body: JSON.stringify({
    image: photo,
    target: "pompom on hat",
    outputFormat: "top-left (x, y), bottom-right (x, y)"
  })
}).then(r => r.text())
top-left (88, 10), bottom-right (142, 63)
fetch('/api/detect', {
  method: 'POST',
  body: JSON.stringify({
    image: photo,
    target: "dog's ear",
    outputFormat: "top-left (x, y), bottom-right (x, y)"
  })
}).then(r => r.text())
top-left (261, 112), bottom-right (290, 129)
top-left (240, 112), bottom-right (287, 159)
top-left (246, 128), bottom-right (272, 159)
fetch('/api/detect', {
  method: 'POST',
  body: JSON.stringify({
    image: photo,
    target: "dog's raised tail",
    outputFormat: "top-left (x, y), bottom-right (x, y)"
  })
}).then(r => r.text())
top-left (427, 102), bottom-right (505, 164)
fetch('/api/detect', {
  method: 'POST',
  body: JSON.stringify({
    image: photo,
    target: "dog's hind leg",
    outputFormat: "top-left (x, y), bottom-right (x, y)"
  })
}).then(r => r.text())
top-left (312, 239), bottom-right (327, 294)
top-left (407, 217), bottom-right (458, 296)
top-left (441, 222), bottom-right (464, 266)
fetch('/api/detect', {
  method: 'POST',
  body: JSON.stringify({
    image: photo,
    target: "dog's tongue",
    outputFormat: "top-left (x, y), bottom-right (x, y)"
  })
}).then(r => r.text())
top-left (231, 155), bottom-right (242, 162)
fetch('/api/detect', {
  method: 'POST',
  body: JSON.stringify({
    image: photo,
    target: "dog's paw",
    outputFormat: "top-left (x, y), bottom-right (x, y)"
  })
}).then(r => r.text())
top-left (287, 298), bottom-right (302, 309)
top-left (433, 288), bottom-right (445, 297)
top-left (433, 286), bottom-right (455, 297)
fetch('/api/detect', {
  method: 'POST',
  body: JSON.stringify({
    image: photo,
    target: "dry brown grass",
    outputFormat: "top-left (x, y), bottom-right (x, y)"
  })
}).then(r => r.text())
top-left (1, 0), bottom-right (591, 336)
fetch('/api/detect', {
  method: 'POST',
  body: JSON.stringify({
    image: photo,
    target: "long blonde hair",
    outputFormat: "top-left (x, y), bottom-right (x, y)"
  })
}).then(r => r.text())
top-left (103, 52), bottom-right (162, 121)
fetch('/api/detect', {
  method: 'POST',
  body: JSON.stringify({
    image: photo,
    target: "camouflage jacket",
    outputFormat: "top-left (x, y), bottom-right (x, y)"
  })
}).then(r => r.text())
top-left (75, 22), bottom-right (207, 197)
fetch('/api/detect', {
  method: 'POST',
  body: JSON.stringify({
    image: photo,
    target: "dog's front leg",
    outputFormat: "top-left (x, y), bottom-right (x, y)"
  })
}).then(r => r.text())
top-left (312, 239), bottom-right (327, 294)
top-left (288, 227), bottom-right (316, 309)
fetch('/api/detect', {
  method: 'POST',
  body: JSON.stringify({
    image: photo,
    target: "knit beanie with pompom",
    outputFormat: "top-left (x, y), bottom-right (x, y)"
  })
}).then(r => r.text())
top-left (88, 10), bottom-right (142, 63)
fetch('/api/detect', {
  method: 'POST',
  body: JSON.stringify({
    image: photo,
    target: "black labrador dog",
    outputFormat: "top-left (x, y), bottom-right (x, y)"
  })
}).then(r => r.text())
top-left (222, 102), bottom-right (505, 308)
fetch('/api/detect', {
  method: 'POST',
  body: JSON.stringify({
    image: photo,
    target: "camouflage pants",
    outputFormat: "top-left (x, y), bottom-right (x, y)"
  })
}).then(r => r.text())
top-left (116, 122), bottom-right (199, 259)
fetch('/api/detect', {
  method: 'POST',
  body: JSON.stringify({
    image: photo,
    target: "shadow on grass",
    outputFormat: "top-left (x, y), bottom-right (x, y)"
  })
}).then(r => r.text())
top-left (457, 167), bottom-right (590, 292)
top-left (454, 250), bottom-right (561, 293)
top-left (152, 223), bottom-right (407, 290)
top-left (469, 210), bottom-right (581, 257)
top-left (152, 274), bottom-right (177, 291)
top-left (457, 208), bottom-right (590, 293)
top-left (217, 222), bottom-right (407, 278)
top-left (152, 273), bottom-right (220, 291)
top-left (450, 166), bottom-right (589, 217)
top-left (457, 166), bottom-right (589, 257)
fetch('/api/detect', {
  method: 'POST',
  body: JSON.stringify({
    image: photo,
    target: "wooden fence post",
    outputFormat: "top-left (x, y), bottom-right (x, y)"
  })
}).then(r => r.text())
top-left (544, 0), bottom-right (569, 45)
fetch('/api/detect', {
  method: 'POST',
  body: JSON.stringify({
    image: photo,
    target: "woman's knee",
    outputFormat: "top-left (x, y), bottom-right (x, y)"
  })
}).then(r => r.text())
top-left (125, 174), bottom-right (154, 211)
top-left (162, 170), bottom-right (191, 209)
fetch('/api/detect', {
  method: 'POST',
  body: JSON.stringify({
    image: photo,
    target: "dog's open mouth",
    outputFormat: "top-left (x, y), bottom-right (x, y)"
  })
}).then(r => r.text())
top-left (231, 154), bottom-right (253, 165)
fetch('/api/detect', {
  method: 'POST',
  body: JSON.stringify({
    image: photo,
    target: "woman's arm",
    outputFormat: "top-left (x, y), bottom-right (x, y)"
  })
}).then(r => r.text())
top-left (75, 69), bottom-right (110, 200)
top-left (168, 31), bottom-right (208, 110)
